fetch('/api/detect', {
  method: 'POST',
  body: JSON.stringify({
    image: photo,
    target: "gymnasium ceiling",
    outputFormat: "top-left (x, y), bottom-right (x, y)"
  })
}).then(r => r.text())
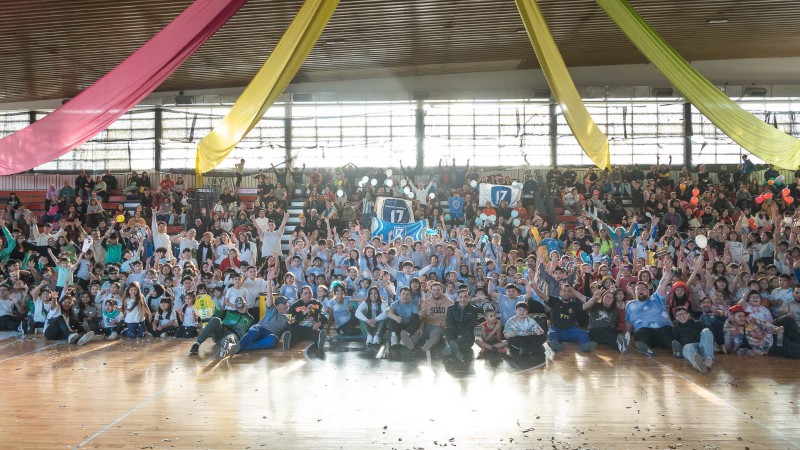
top-left (1, 0), bottom-right (799, 104)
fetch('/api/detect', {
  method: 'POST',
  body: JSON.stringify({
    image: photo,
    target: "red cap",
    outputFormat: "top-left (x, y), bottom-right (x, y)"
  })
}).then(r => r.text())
top-left (728, 305), bottom-right (749, 316)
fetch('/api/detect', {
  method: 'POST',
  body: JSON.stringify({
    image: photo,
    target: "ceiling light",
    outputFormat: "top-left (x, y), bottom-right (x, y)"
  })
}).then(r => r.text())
top-left (325, 38), bottom-right (346, 45)
top-left (706, 19), bottom-right (729, 24)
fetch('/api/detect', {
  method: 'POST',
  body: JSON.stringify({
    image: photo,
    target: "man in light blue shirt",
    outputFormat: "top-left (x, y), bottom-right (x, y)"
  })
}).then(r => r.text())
top-left (626, 257), bottom-right (675, 358)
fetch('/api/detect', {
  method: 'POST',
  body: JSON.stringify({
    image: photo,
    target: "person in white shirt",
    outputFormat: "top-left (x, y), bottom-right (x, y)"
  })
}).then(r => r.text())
top-left (150, 209), bottom-right (174, 261)
top-left (253, 212), bottom-right (288, 261)
top-left (224, 273), bottom-right (250, 311)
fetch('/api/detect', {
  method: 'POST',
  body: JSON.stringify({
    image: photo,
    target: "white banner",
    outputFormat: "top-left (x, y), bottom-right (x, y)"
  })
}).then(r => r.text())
top-left (478, 183), bottom-right (522, 207)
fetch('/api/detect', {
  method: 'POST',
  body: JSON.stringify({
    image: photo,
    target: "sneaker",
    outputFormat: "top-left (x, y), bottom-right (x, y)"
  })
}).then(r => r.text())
top-left (373, 335), bottom-right (381, 346)
top-left (692, 352), bottom-right (708, 374)
top-left (160, 334), bottom-right (171, 339)
top-left (77, 332), bottom-right (95, 346)
top-left (616, 334), bottom-right (628, 354)
top-left (704, 357), bottom-right (714, 368)
top-left (281, 331), bottom-right (291, 351)
top-left (229, 342), bottom-right (240, 355)
top-left (366, 335), bottom-right (373, 347)
top-left (67, 333), bottom-right (80, 344)
top-left (671, 340), bottom-right (683, 358)
top-left (317, 330), bottom-right (327, 353)
top-left (189, 343), bottom-right (200, 355)
top-left (442, 343), bottom-right (452, 356)
top-left (636, 341), bottom-right (655, 358)
top-left (108, 332), bottom-right (119, 340)
top-left (219, 338), bottom-right (231, 358)
top-left (579, 341), bottom-right (597, 352)
top-left (421, 339), bottom-right (435, 352)
top-left (548, 341), bottom-right (564, 352)
top-left (400, 330), bottom-right (414, 349)
top-left (390, 333), bottom-right (400, 346)
top-left (449, 340), bottom-right (465, 363)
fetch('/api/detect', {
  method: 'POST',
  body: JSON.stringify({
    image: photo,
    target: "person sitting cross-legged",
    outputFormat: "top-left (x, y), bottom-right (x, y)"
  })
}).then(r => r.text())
top-left (443, 289), bottom-right (479, 362)
top-left (671, 306), bottom-right (714, 373)
top-left (503, 302), bottom-right (546, 357)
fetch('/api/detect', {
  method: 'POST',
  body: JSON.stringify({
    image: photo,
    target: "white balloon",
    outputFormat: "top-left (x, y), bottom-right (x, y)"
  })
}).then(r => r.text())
top-left (407, 192), bottom-right (415, 199)
top-left (370, 179), bottom-right (377, 186)
top-left (444, 214), bottom-right (452, 221)
top-left (475, 218), bottom-right (483, 226)
top-left (403, 187), bottom-right (411, 195)
top-left (511, 181), bottom-right (519, 187)
top-left (510, 210), bottom-right (519, 218)
top-left (429, 192), bottom-right (436, 200)
top-left (513, 218), bottom-right (521, 227)
top-left (358, 180), bottom-right (365, 187)
top-left (400, 179), bottom-right (407, 187)
top-left (480, 213), bottom-right (488, 220)
top-left (470, 180), bottom-right (478, 188)
top-left (82, 236), bottom-right (93, 253)
top-left (336, 189), bottom-right (344, 198)
top-left (489, 215), bottom-right (497, 222)
top-left (362, 176), bottom-right (369, 183)
top-left (694, 234), bottom-right (708, 249)
top-left (385, 179), bottom-right (394, 187)
top-left (385, 169), bottom-right (393, 178)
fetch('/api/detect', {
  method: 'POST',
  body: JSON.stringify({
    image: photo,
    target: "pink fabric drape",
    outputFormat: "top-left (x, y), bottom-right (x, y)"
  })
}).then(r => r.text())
top-left (0, 0), bottom-right (249, 175)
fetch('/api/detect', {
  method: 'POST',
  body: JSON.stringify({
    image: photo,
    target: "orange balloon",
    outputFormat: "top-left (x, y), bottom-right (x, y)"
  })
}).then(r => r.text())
top-left (679, 183), bottom-right (686, 190)
top-left (783, 188), bottom-right (791, 197)
top-left (768, 179), bottom-right (775, 186)
top-left (690, 196), bottom-right (699, 205)
top-left (786, 197), bottom-right (795, 204)
top-left (764, 192), bottom-right (773, 200)
top-left (692, 188), bottom-right (700, 197)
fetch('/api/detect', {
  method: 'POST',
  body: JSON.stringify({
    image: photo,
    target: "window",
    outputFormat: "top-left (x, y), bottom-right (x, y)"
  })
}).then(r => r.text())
top-left (424, 100), bottom-right (550, 167)
top-left (556, 100), bottom-right (685, 166)
top-left (161, 105), bottom-right (285, 171)
top-left (291, 102), bottom-right (417, 168)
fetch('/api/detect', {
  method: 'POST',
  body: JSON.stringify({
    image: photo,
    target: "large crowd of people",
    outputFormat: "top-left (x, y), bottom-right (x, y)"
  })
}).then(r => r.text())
top-left (1, 154), bottom-right (799, 372)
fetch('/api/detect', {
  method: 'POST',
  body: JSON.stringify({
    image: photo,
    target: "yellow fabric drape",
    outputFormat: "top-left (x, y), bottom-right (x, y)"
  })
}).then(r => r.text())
top-left (597, 0), bottom-right (800, 169)
top-left (195, 0), bottom-right (338, 177)
top-left (515, 0), bottom-right (610, 170)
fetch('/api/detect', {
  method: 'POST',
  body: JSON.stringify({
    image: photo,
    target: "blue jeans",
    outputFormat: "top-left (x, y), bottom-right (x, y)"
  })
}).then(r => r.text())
top-left (548, 326), bottom-right (590, 345)
top-left (123, 321), bottom-right (146, 339)
top-left (682, 328), bottom-right (714, 362)
top-left (238, 326), bottom-right (279, 352)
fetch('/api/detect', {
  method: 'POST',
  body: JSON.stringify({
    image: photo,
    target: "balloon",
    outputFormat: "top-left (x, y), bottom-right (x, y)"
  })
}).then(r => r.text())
top-left (764, 192), bottom-right (773, 200)
top-left (115, 214), bottom-right (125, 223)
top-left (679, 183), bottom-right (686, 190)
top-left (336, 189), bottom-right (344, 198)
top-left (370, 179), bottom-right (377, 186)
top-left (403, 187), bottom-right (411, 195)
top-left (787, 197), bottom-right (795, 204)
top-left (400, 179), bottom-right (407, 188)
top-left (385, 169), bottom-right (393, 178)
top-left (755, 195), bottom-right (764, 204)
top-left (513, 218), bottom-right (521, 227)
top-left (511, 181), bottom-right (519, 187)
top-left (480, 213), bottom-right (488, 220)
top-left (429, 193), bottom-right (436, 200)
top-left (777, 175), bottom-right (786, 183)
top-left (768, 179), bottom-right (775, 186)
top-left (489, 215), bottom-right (497, 222)
top-left (337, 180), bottom-right (343, 186)
top-left (475, 218), bottom-right (483, 226)
top-left (362, 176), bottom-right (369, 183)
top-left (358, 180), bottom-right (365, 188)
top-left (385, 179), bottom-right (394, 187)
top-left (782, 188), bottom-right (791, 197)
top-left (690, 197), bottom-right (699, 205)
top-left (776, 181), bottom-right (783, 187)
top-left (511, 210), bottom-right (519, 218)
top-left (692, 188), bottom-right (700, 197)
top-left (748, 218), bottom-right (756, 225)
top-left (444, 214), bottom-right (452, 221)
top-left (694, 235), bottom-right (708, 249)
top-left (470, 180), bottom-right (478, 188)
top-left (407, 192), bottom-right (415, 199)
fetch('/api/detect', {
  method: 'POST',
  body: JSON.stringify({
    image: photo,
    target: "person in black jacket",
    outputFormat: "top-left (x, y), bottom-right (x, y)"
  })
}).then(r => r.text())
top-left (671, 306), bottom-right (714, 373)
top-left (284, 285), bottom-right (328, 354)
top-left (444, 289), bottom-right (479, 362)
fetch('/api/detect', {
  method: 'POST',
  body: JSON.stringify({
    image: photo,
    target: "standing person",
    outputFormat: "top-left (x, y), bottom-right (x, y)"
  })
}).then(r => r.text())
top-left (443, 289), bottom-right (479, 362)
top-left (741, 154), bottom-right (756, 183)
top-left (235, 159), bottom-right (245, 188)
top-left (626, 256), bottom-right (675, 357)
top-left (122, 282), bottom-right (152, 339)
top-left (284, 285), bottom-right (328, 353)
top-left (252, 212), bottom-right (288, 262)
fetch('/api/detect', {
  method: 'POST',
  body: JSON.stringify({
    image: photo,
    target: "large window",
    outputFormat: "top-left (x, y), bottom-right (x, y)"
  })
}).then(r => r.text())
top-left (556, 100), bottom-right (685, 166)
top-left (291, 102), bottom-right (417, 168)
top-left (161, 105), bottom-right (286, 171)
top-left (691, 98), bottom-right (800, 165)
top-left (424, 100), bottom-right (551, 167)
top-left (35, 109), bottom-right (155, 171)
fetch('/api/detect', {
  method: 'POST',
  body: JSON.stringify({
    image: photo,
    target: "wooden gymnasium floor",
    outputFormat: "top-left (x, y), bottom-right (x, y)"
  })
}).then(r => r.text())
top-left (0, 333), bottom-right (798, 450)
